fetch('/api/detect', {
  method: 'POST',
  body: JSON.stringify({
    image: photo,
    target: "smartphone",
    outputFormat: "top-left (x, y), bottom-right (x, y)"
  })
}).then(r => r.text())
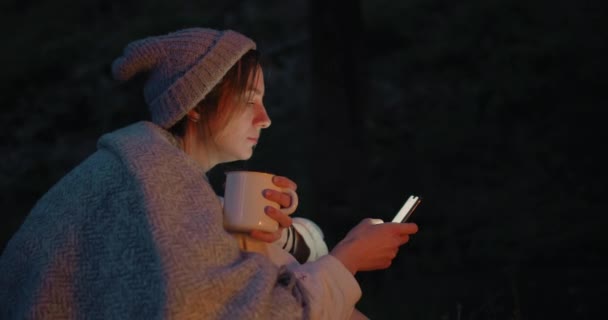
top-left (391, 195), bottom-right (421, 223)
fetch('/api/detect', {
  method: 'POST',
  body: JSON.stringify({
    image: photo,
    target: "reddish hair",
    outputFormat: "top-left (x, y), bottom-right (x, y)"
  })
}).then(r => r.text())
top-left (169, 49), bottom-right (261, 138)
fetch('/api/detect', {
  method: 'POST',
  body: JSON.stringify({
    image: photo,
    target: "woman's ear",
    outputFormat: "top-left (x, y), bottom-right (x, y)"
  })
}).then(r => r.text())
top-left (187, 109), bottom-right (200, 123)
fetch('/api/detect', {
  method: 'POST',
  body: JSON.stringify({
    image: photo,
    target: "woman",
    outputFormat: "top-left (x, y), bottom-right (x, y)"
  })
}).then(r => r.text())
top-left (0, 28), bottom-right (418, 319)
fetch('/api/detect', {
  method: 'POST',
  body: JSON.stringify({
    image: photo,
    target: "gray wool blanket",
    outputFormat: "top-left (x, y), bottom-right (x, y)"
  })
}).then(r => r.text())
top-left (0, 121), bottom-right (308, 319)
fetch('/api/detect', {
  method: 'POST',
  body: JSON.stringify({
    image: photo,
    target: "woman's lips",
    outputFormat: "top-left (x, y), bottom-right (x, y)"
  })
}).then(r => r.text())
top-left (247, 137), bottom-right (258, 143)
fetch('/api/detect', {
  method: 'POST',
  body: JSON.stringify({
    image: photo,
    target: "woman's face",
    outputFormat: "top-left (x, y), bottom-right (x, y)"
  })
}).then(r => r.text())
top-left (210, 67), bottom-right (271, 163)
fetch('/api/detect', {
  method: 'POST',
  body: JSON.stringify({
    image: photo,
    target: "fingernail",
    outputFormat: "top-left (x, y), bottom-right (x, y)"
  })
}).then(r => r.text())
top-left (264, 206), bottom-right (271, 214)
top-left (262, 189), bottom-right (270, 197)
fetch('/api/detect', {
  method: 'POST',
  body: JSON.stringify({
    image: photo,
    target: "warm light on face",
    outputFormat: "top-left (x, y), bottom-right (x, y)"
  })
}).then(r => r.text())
top-left (209, 66), bottom-right (270, 163)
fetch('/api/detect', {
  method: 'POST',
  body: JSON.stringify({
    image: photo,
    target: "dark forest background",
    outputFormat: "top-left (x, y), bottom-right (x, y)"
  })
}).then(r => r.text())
top-left (1, 0), bottom-right (606, 319)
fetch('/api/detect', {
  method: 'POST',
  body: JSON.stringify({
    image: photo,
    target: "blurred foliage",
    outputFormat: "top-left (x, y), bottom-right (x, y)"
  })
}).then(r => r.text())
top-left (1, 0), bottom-right (606, 319)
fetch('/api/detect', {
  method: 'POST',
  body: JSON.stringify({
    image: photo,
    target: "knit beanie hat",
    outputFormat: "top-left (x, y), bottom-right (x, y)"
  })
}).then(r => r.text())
top-left (112, 28), bottom-right (256, 128)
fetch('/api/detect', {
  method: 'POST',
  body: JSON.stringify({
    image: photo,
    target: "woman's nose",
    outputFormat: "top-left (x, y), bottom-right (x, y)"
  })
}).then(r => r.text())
top-left (255, 105), bottom-right (271, 129)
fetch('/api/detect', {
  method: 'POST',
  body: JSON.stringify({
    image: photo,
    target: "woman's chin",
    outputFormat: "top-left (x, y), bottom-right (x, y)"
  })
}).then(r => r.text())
top-left (238, 150), bottom-right (254, 161)
top-left (220, 148), bottom-right (254, 162)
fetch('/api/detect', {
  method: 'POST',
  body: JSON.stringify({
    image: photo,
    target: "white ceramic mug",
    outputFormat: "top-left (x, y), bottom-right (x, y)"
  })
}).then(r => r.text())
top-left (223, 171), bottom-right (298, 233)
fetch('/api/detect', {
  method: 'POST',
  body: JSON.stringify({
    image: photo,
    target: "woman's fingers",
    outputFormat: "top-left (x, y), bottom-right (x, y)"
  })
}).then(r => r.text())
top-left (397, 222), bottom-right (419, 235)
top-left (398, 234), bottom-right (410, 245)
top-left (272, 175), bottom-right (298, 191)
top-left (264, 206), bottom-right (293, 228)
top-left (381, 222), bottom-right (419, 235)
top-left (248, 206), bottom-right (292, 243)
top-left (250, 229), bottom-right (281, 243)
top-left (261, 176), bottom-right (298, 209)
top-left (263, 189), bottom-right (293, 208)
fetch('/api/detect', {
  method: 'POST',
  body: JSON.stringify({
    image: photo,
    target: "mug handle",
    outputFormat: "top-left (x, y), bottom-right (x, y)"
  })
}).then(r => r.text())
top-left (279, 188), bottom-right (299, 215)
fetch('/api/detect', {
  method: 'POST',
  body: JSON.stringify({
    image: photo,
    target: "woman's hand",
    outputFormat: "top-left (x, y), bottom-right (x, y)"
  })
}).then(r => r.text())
top-left (330, 218), bottom-right (419, 275)
top-left (249, 175), bottom-right (298, 243)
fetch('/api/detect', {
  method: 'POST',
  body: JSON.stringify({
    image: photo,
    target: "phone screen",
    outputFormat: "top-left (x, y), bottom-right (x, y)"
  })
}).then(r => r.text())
top-left (391, 195), bottom-right (421, 223)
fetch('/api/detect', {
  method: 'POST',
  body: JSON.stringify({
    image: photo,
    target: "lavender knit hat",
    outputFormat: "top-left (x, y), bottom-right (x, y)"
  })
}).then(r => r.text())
top-left (112, 28), bottom-right (256, 128)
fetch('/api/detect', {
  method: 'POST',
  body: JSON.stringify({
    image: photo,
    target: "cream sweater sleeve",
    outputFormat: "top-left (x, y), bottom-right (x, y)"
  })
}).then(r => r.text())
top-left (219, 195), bottom-right (363, 319)
top-left (266, 244), bottom-right (362, 320)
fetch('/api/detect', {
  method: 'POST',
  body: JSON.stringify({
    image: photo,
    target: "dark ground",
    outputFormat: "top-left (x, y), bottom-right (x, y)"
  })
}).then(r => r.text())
top-left (1, 0), bottom-right (606, 319)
